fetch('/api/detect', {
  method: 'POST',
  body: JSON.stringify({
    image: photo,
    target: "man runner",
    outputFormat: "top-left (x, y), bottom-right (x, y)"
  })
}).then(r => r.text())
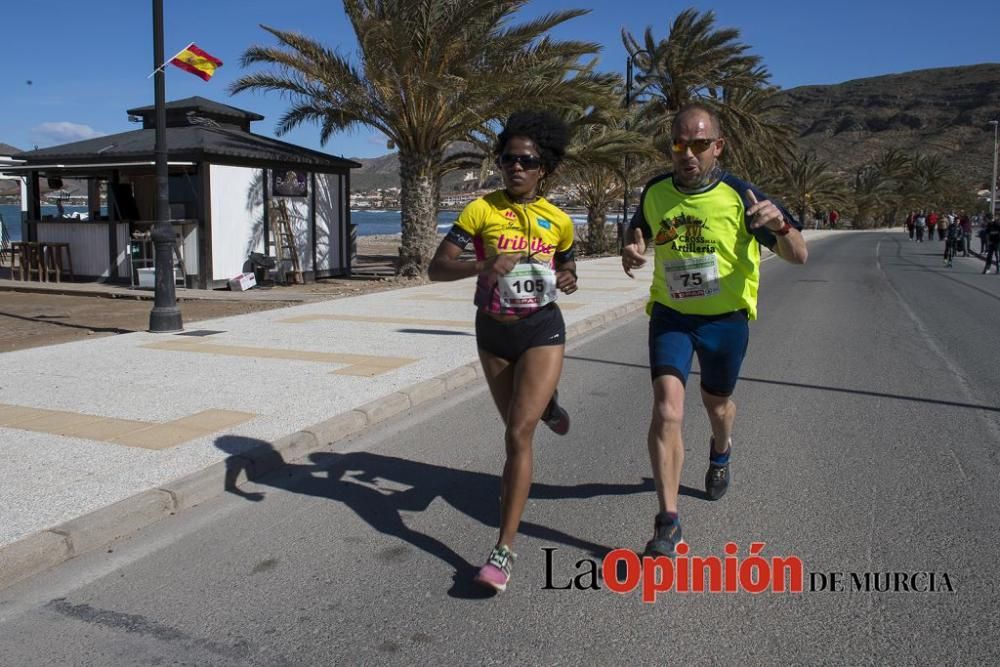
top-left (621, 103), bottom-right (808, 557)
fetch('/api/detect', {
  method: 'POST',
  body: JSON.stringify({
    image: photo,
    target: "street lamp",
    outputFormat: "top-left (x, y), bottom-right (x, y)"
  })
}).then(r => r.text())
top-left (621, 48), bottom-right (651, 250)
top-left (148, 0), bottom-right (183, 332)
top-left (989, 120), bottom-right (998, 219)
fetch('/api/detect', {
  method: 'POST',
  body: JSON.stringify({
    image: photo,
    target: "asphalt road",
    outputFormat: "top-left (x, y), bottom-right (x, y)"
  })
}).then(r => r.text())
top-left (1, 231), bottom-right (998, 665)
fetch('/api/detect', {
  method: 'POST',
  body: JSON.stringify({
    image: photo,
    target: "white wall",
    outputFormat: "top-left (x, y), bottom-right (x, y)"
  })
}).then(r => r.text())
top-left (314, 173), bottom-right (343, 272)
top-left (34, 222), bottom-right (129, 278)
top-left (209, 164), bottom-right (264, 280)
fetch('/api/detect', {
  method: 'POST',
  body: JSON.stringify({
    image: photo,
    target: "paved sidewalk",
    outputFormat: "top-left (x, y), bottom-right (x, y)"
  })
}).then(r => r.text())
top-left (0, 231), bottom-right (840, 588)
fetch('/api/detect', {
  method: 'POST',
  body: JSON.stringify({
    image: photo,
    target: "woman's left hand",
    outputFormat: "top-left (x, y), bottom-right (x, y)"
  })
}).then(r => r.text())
top-left (556, 269), bottom-right (577, 294)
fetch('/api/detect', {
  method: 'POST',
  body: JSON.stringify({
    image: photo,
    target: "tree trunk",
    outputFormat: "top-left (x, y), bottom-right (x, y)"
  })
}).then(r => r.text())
top-left (586, 206), bottom-right (607, 254)
top-left (397, 151), bottom-right (441, 277)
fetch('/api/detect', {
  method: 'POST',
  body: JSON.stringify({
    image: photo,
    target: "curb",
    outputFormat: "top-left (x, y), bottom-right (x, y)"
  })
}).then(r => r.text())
top-left (0, 296), bottom-right (648, 590)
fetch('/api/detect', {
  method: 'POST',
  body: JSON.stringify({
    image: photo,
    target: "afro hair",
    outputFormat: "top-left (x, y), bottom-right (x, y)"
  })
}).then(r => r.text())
top-left (494, 111), bottom-right (570, 173)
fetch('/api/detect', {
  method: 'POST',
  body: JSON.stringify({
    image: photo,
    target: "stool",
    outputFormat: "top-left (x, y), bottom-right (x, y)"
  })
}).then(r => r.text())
top-left (41, 242), bottom-right (74, 283)
top-left (15, 242), bottom-right (44, 282)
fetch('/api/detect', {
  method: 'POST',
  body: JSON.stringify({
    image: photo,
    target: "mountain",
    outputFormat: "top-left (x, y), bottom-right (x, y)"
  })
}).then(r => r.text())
top-left (0, 143), bottom-right (23, 196)
top-left (348, 153), bottom-right (401, 191)
top-left (348, 142), bottom-right (499, 193)
top-left (348, 63), bottom-right (1000, 192)
top-left (773, 63), bottom-right (1000, 186)
top-left (0, 143), bottom-right (90, 199)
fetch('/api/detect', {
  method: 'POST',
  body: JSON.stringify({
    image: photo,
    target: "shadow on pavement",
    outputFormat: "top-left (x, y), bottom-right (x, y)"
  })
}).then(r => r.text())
top-left (216, 436), bottom-right (654, 599)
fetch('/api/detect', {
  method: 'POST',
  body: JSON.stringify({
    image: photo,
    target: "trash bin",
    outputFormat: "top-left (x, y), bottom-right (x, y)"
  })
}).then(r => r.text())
top-left (248, 252), bottom-right (277, 284)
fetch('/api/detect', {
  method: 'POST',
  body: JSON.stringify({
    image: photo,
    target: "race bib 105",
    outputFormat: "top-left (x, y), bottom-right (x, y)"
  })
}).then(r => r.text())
top-left (498, 262), bottom-right (558, 309)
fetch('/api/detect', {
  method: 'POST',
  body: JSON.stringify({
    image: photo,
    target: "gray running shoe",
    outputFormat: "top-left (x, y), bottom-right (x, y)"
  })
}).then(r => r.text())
top-left (642, 512), bottom-right (683, 558)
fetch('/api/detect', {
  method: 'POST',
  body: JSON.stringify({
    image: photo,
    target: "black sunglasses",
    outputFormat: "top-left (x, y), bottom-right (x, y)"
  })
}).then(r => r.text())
top-left (499, 153), bottom-right (543, 170)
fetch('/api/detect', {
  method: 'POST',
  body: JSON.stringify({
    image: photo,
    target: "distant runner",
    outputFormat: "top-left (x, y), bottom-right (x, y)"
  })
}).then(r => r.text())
top-left (983, 216), bottom-right (1000, 274)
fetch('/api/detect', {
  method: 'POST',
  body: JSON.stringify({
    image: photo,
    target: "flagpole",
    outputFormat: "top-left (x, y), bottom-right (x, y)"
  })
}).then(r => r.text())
top-left (146, 42), bottom-right (194, 79)
top-left (149, 0), bottom-right (183, 332)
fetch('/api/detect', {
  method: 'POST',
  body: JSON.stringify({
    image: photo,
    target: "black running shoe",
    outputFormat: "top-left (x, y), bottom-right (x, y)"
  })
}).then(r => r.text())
top-left (705, 437), bottom-right (731, 501)
top-left (541, 390), bottom-right (570, 436)
top-left (642, 512), bottom-right (683, 558)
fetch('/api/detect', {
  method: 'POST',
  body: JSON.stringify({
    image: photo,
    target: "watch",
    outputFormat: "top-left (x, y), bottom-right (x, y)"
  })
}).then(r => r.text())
top-left (773, 220), bottom-right (793, 236)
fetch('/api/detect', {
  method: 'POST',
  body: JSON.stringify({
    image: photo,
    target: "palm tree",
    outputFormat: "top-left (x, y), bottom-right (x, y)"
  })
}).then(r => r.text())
top-left (231, 1), bottom-right (613, 276)
top-left (623, 9), bottom-right (766, 118)
top-left (872, 148), bottom-right (912, 227)
top-left (847, 165), bottom-right (892, 228)
top-left (716, 83), bottom-right (794, 181)
top-left (769, 152), bottom-right (846, 226)
top-left (554, 103), bottom-right (656, 254)
top-left (622, 8), bottom-right (791, 183)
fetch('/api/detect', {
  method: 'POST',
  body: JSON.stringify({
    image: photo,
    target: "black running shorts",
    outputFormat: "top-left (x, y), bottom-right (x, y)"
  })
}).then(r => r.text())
top-left (475, 303), bottom-right (566, 362)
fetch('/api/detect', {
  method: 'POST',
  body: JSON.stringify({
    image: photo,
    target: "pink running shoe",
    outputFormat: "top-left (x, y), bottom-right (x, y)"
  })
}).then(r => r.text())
top-left (474, 544), bottom-right (516, 592)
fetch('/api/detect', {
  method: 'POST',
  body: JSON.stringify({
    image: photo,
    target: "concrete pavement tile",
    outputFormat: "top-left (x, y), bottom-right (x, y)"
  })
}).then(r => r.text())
top-left (110, 424), bottom-right (207, 450)
top-left (15, 411), bottom-right (106, 434)
top-left (0, 405), bottom-right (62, 428)
top-left (332, 362), bottom-right (412, 376)
top-left (279, 313), bottom-right (472, 328)
top-left (54, 417), bottom-right (152, 441)
top-left (168, 409), bottom-right (256, 432)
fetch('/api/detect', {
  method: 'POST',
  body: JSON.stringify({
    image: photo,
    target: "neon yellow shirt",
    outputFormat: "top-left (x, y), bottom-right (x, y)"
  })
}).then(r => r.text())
top-left (630, 172), bottom-right (796, 320)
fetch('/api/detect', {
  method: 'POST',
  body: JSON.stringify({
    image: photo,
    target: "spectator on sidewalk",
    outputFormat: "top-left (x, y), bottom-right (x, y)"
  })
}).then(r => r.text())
top-left (927, 211), bottom-right (940, 241)
top-left (960, 212), bottom-right (972, 256)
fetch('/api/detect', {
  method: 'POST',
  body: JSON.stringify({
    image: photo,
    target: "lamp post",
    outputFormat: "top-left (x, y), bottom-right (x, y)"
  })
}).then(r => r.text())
top-left (620, 48), bottom-right (651, 251)
top-left (149, 0), bottom-right (183, 332)
top-left (990, 120), bottom-right (999, 219)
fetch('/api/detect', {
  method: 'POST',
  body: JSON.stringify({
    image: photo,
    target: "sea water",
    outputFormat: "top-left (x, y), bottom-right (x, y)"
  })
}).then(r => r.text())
top-left (0, 205), bottom-right (597, 243)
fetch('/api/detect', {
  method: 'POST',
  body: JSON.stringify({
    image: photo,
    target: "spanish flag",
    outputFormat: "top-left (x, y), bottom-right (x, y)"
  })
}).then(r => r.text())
top-left (170, 43), bottom-right (223, 81)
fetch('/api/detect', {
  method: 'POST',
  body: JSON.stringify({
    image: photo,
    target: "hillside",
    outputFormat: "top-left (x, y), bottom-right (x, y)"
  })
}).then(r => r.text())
top-left (0, 144), bottom-right (23, 196)
top-left (349, 142), bottom-right (498, 193)
top-left (348, 64), bottom-right (1000, 192)
top-left (773, 63), bottom-right (1000, 187)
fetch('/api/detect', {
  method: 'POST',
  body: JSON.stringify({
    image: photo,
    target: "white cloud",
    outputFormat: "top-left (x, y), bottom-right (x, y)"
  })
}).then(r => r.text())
top-left (31, 122), bottom-right (104, 145)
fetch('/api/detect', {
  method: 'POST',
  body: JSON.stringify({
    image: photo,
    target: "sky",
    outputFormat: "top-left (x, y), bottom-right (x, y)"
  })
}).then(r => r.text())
top-left (1, 0), bottom-right (997, 159)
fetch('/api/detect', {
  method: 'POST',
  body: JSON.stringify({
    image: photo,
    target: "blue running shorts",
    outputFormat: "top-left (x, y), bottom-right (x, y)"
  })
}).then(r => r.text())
top-left (648, 302), bottom-right (749, 397)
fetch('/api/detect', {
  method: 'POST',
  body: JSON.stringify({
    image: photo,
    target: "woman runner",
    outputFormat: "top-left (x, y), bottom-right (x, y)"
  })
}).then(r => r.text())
top-left (428, 111), bottom-right (577, 592)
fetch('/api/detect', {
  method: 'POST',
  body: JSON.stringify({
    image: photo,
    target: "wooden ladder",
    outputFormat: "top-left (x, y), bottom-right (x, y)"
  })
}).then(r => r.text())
top-left (271, 201), bottom-right (303, 284)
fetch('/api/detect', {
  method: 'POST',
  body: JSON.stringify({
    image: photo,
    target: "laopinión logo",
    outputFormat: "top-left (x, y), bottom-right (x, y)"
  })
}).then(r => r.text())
top-left (542, 543), bottom-right (954, 603)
